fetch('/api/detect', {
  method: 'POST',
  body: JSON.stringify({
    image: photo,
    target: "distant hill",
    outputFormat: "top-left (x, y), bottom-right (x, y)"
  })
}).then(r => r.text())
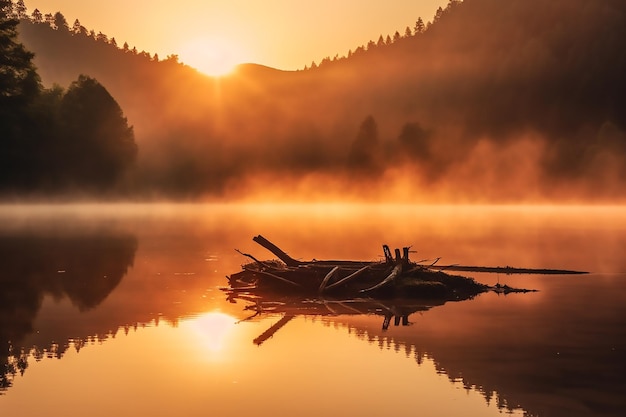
top-left (18, 0), bottom-right (626, 201)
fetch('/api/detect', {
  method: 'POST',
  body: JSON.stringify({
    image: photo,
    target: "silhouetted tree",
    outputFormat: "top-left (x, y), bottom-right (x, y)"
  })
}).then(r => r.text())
top-left (415, 17), bottom-right (425, 34)
top-left (0, 3), bottom-right (39, 100)
top-left (447, 0), bottom-right (462, 10)
top-left (110, 37), bottom-right (117, 47)
top-left (0, 1), bottom-right (41, 189)
top-left (31, 8), bottom-right (42, 22)
top-left (385, 34), bottom-right (392, 44)
top-left (404, 26), bottom-right (412, 38)
top-left (57, 75), bottom-right (137, 188)
top-left (71, 18), bottom-right (81, 33)
top-left (164, 53), bottom-right (178, 62)
top-left (377, 34), bottom-right (385, 46)
top-left (434, 6), bottom-right (444, 22)
top-left (1, 0), bottom-right (11, 15)
top-left (122, 41), bottom-right (129, 52)
top-left (348, 115), bottom-right (382, 173)
top-left (53, 11), bottom-right (68, 31)
top-left (14, 0), bottom-right (26, 19)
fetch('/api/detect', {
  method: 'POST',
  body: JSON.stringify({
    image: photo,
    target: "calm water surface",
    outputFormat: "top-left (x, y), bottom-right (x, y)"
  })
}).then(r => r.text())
top-left (0, 204), bottom-right (625, 417)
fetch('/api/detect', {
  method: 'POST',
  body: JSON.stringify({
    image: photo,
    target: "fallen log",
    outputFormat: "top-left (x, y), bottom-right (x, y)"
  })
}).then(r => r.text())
top-left (253, 234), bottom-right (382, 269)
top-left (229, 236), bottom-right (544, 299)
top-left (318, 266), bottom-right (340, 293)
top-left (256, 270), bottom-right (303, 288)
top-left (253, 235), bottom-right (301, 267)
top-left (324, 265), bottom-right (372, 291)
top-left (360, 262), bottom-right (403, 293)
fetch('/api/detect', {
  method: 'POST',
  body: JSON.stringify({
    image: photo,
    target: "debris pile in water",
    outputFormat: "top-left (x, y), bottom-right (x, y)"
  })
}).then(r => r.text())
top-left (227, 235), bottom-right (548, 299)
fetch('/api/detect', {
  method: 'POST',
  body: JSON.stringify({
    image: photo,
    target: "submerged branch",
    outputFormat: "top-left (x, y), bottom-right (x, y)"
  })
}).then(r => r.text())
top-left (435, 265), bottom-right (588, 275)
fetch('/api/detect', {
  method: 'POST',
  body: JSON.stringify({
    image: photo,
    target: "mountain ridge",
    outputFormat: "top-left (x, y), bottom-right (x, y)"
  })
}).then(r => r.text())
top-left (15, 0), bottom-right (626, 201)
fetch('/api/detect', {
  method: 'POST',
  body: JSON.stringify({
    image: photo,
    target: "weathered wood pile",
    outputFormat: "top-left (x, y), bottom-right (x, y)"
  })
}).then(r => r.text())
top-left (227, 235), bottom-right (535, 299)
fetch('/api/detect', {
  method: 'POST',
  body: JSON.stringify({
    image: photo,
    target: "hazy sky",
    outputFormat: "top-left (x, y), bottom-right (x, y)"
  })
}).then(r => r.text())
top-left (24, 0), bottom-right (448, 74)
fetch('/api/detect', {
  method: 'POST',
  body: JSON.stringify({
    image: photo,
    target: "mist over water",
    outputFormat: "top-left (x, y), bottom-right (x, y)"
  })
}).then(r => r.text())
top-left (0, 203), bottom-right (624, 417)
top-left (1, 203), bottom-right (624, 272)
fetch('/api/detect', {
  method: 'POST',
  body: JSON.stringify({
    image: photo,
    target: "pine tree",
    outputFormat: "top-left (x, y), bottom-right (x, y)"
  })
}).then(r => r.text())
top-left (0, 1), bottom-right (40, 99)
top-left (414, 17), bottom-right (425, 34)
top-left (31, 8), bottom-right (42, 22)
top-left (434, 6), bottom-right (444, 22)
top-left (0, 0), bottom-right (42, 188)
top-left (96, 31), bottom-right (108, 42)
top-left (53, 11), bottom-right (68, 31)
top-left (14, 0), bottom-right (26, 19)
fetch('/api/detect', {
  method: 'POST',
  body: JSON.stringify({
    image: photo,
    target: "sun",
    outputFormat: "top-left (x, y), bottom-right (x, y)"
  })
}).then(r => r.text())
top-left (179, 37), bottom-right (246, 77)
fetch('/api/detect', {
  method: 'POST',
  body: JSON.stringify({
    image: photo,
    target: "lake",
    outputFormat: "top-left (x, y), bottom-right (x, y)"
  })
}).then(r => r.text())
top-left (0, 204), bottom-right (624, 417)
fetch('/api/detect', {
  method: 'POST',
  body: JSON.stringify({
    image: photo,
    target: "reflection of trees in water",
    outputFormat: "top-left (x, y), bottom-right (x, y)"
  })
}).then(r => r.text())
top-left (230, 293), bottom-right (525, 410)
top-left (328, 299), bottom-right (626, 417)
top-left (229, 286), bottom-right (625, 417)
top-left (332, 322), bottom-right (524, 414)
top-left (0, 232), bottom-right (137, 393)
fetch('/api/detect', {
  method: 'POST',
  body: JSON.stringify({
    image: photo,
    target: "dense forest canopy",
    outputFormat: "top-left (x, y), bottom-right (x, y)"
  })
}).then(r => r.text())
top-left (1, 0), bottom-right (136, 196)
top-left (4, 0), bottom-right (626, 201)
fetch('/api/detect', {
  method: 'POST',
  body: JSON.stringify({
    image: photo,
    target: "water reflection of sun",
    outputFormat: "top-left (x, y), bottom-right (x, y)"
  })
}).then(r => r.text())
top-left (185, 312), bottom-right (237, 355)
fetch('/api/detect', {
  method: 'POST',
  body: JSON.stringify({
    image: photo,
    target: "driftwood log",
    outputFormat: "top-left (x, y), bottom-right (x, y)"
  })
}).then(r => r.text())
top-left (226, 235), bottom-right (566, 299)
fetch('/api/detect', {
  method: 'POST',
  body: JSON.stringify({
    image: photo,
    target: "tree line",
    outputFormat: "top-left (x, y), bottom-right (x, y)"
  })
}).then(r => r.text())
top-left (7, 0), bottom-right (626, 200)
top-left (6, 0), bottom-right (183, 64)
top-left (306, 0), bottom-right (461, 70)
top-left (1, 0), bottom-right (137, 195)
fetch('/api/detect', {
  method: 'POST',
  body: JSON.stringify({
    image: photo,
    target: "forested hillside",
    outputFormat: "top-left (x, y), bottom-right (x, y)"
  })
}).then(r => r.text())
top-left (1, 0), bottom-right (136, 196)
top-left (12, 0), bottom-right (626, 201)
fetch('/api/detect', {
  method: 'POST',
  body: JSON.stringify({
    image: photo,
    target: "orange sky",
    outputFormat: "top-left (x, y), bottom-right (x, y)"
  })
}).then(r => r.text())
top-left (24, 0), bottom-right (448, 74)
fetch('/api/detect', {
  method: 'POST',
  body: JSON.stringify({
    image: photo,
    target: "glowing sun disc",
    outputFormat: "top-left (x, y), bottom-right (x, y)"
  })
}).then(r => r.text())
top-left (179, 37), bottom-right (246, 77)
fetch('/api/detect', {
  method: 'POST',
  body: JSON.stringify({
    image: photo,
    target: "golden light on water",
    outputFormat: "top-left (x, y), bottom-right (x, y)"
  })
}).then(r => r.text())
top-left (184, 311), bottom-right (238, 354)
